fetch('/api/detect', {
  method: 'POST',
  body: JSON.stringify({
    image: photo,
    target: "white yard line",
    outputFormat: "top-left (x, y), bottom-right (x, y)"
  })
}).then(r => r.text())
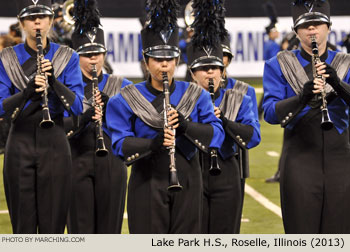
top-left (245, 184), bottom-right (282, 218)
top-left (266, 151), bottom-right (280, 157)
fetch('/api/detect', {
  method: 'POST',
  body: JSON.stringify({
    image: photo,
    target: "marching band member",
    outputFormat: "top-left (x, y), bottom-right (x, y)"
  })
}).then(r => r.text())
top-left (0, 0), bottom-right (83, 233)
top-left (263, 0), bottom-right (350, 233)
top-left (187, 0), bottom-right (260, 234)
top-left (65, 0), bottom-right (132, 234)
top-left (106, 0), bottom-right (224, 233)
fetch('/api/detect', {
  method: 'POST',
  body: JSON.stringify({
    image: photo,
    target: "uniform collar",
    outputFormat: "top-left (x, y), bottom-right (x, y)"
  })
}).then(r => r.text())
top-left (83, 72), bottom-right (104, 84)
top-left (24, 39), bottom-right (51, 57)
top-left (300, 47), bottom-right (328, 63)
top-left (146, 77), bottom-right (176, 96)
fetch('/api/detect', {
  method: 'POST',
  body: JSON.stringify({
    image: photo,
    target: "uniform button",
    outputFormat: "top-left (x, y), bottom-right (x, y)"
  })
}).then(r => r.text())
top-left (131, 155), bottom-right (135, 160)
top-left (239, 139), bottom-right (243, 143)
top-left (66, 103), bottom-right (69, 107)
top-left (288, 112), bottom-right (293, 117)
top-left (285, 116), bottom-right (289, 120)
top-left (127, 157), bottom-right (131, 162)
top-left (202, 145), bottom-right (205, 150)
top-left (63, 99), bottom-right (67, 103)
top-left (242, 142), bottom-right (246, 146)
top-left (195, 139), bottom-right (199, 144)
top-left (61, 96), bottom-right (64, 99)
top-left (198, 142), bottom-right (202, 147)
top-left (282, 120), bottom-right (286, 124)
top-left (135, 153), bottom-right (139, 158)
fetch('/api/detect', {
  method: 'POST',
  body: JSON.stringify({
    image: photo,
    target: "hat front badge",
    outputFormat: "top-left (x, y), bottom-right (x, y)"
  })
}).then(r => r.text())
top-left (303, 1), bottom-right (315, 12)
top-left (86, 30), bottom-right (96, 43)
top-left (160, 29), bottom-right (173, 44)
top-left (203, 46), bottom-right (213, 57)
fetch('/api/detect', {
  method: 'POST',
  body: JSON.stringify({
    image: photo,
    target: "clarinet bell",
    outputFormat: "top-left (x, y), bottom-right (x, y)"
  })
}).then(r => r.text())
top-left (167, 170), bottom-right (183, 192)
top-left (321, 108), bottom-right (333, 131)
top-left (209, 149), bottom-right (221, 176)
top-left (40, 120), bottom-right (55, 129)
top-left (95, 137), bottom-right (109, 157)
top-left (39, 109), bottom-right (55, 129)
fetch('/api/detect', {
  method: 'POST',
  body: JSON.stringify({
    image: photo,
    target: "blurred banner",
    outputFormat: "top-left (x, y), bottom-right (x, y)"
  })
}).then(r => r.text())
top-left (1, 17), bottom-right (349, 78)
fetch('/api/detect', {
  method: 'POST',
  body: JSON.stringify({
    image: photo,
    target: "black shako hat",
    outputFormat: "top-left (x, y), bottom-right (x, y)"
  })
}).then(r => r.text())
top-left (71, 0), bottom-right (106, 55)
top-left (292, 0), bottom-right (331, 30)
top-left (187, 0), bottom-right (227, 70)
top-left (221, 35), bottom-right (233, 62)
top-left (141, 0), bottom-right (180, 59)
top-left (16, 0), bottom-right (54, 19)
top-left (263, 1), bottom-right (278, 34)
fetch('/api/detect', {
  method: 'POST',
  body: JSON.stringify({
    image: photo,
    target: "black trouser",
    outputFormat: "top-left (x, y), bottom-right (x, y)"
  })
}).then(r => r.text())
top-left (235, 178), bottom-right (245, 233)
top-left (0, 117), bottom-right (10, 151)
top-left (201, 153), bottom-right (242, 234)
top-left (280, 111), bottom-right (350, 233)
top-left (4, 112), bottom-right (72, 234)
top-left (68, 126), bottom-right (127, 234)
top-left (127, 151), bottom-right (202, 234)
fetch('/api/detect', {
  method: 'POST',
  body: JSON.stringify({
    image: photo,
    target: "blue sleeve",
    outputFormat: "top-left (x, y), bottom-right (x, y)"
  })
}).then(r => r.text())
top-left (0, 60), bottom-right (14, 116)
top-left (106, 93), bottom-right (134, 158)
top-left (262, 58), bottom-right (286, 124)
top-left (236, 95), bottom-right (261, 148)
top-left (60, 52), bottom-right (84, 116)
top-left (196, 90), bottom-right (225, 148)
top-left (246, 86), bottom-right (259, 122)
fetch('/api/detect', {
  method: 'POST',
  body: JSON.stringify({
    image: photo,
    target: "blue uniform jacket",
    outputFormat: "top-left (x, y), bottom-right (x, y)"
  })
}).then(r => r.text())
top-left (218, 78), bottom-right (261, 159)
top-left (106, 80), bottom-right (224, 161)
top-left (263, 49), bottom-right (350, 134)
top-left (97, 74), bottom-right (132, 138)
top-left (0, 42), bottom-right (84, 117)
top-left (263, 39), bottom-right (280, 61)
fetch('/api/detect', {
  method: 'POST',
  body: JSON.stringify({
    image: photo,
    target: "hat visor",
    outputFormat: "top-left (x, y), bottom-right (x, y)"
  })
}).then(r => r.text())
top-left (18, 6), bottom-right (54, 19)
top-left (294, 12), bottom-right (330, 30)
top-left (77, 44), bottom-right (107, 55)
top-left (143, 46), bottom-right (180, 59)
top-left (144, 49), bottom-right (180, 59)
top-left (190, 57), bottom-right (224, 70)
top-left (222, 46), bottom-right (234, 59)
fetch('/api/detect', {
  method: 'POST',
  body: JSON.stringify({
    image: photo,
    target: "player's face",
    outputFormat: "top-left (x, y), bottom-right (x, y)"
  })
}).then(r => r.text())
top-left (146, 57), bottom-right (177, 83)
top-left (297, 22), bottom-right (330, 51)
top-left (79, 53), bottom-right (105, 77)
top-left (192, 65), bottom-right (222, 92)
top-left (20, 15), bottom-right (53, 40)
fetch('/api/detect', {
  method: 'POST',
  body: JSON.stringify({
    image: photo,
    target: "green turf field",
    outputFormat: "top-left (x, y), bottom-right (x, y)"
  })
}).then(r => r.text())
top-left (0, 80), bottom-right (286, 234)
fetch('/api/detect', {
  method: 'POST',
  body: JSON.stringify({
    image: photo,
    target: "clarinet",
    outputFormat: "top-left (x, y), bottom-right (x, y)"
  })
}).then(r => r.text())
top-left (91, 64), bottom-right (109, 157)
top-left (208, 78), bottom-right (221, 176)
top-left (162, 72), bottom-right (182, 192)
top-left (310, 35), bottom-right (333, 131)
top-left (36, 30), bottom-right (55, 129)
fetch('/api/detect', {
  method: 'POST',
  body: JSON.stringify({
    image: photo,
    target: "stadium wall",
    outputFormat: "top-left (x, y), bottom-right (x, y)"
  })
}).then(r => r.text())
top-left (1, 16), bottom-right (349, 78)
